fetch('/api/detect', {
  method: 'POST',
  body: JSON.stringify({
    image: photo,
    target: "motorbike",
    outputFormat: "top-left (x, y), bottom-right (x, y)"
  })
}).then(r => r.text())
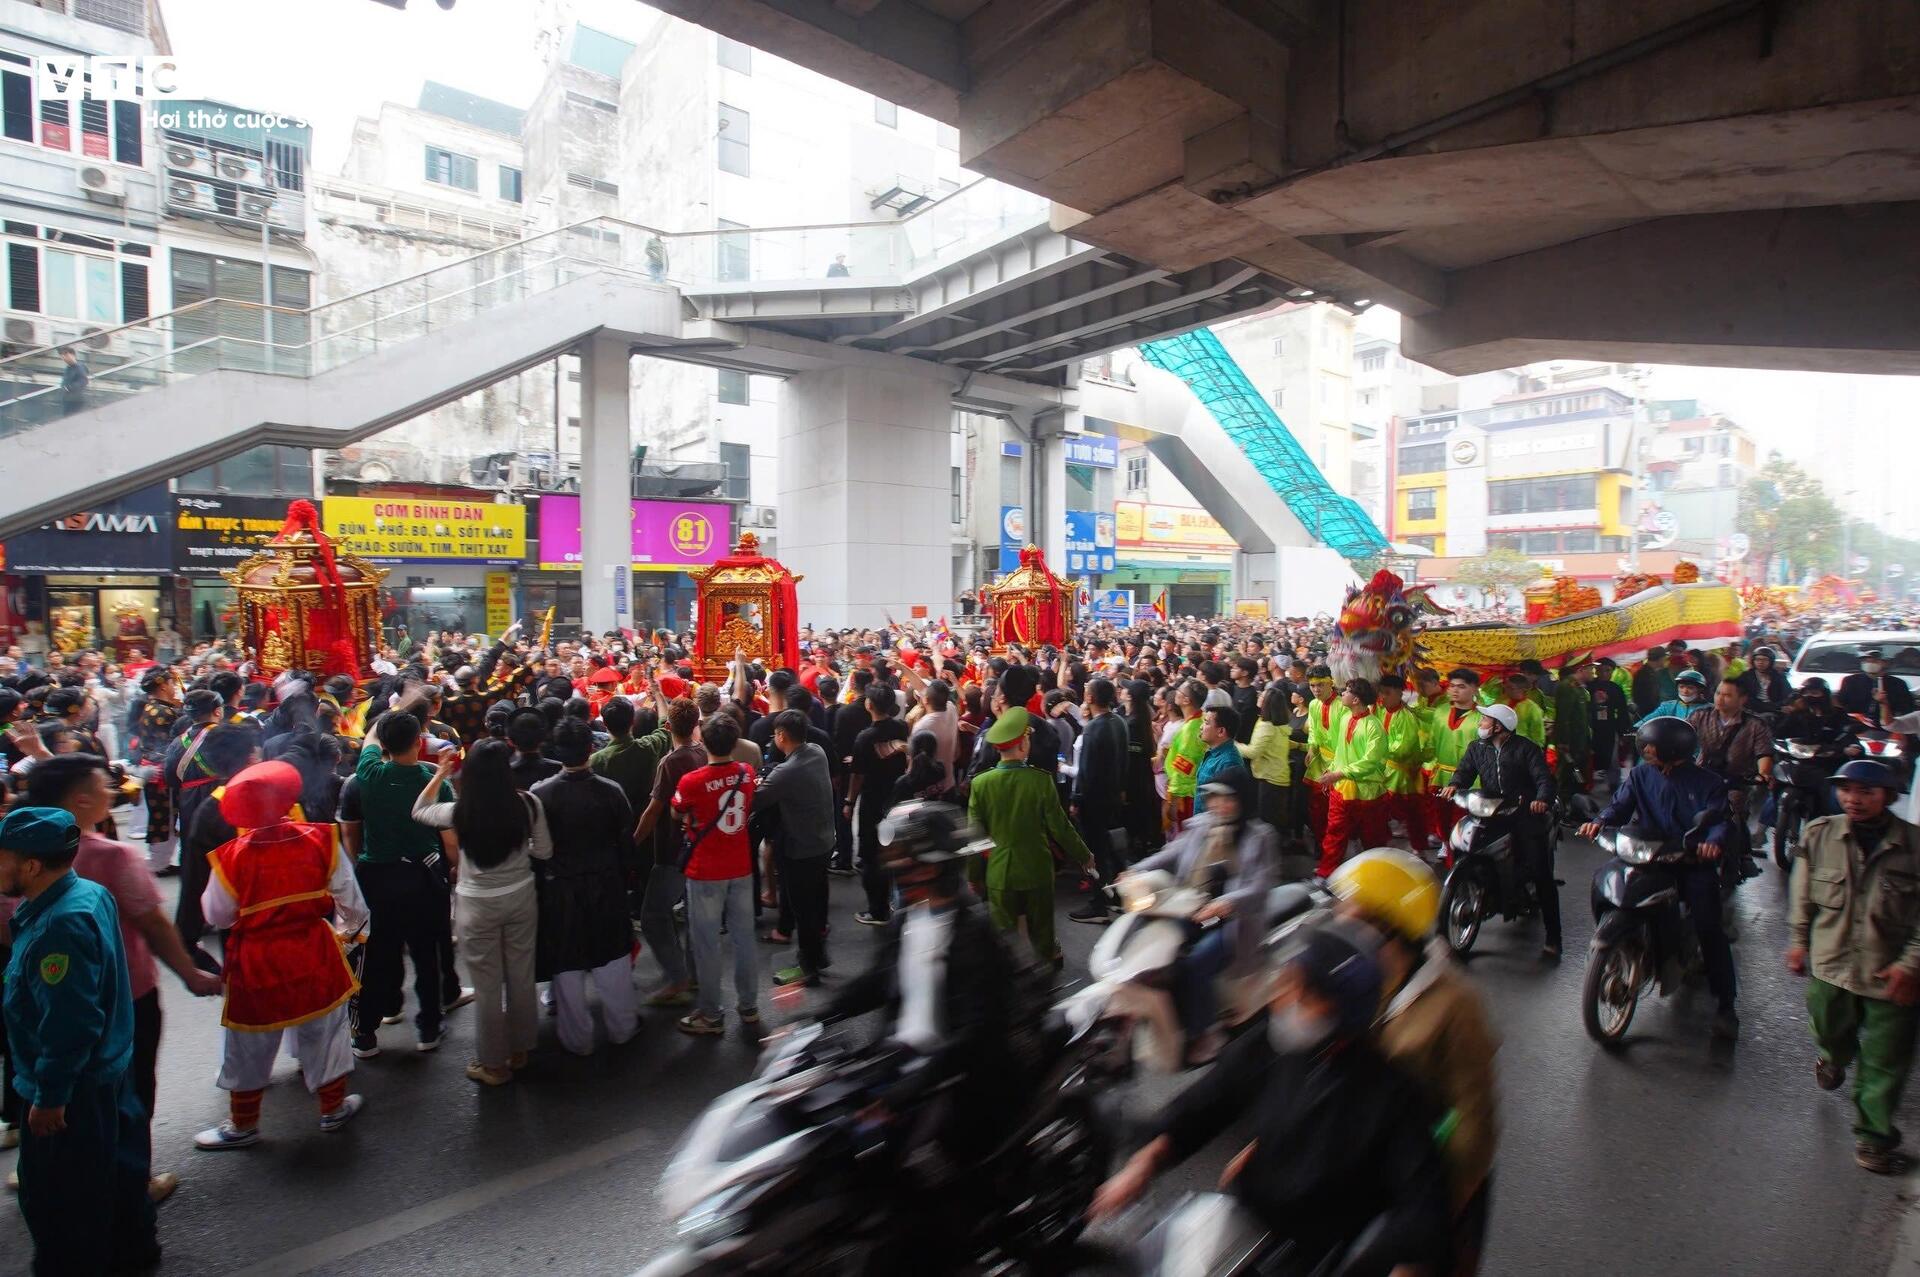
top-left (636, 1014), bottom-right (1118, 1276)
top-left (1058, 869), bottom-right (1323, 1074)
top-left (1769, 724), bottom-right (1856, 867)
top-left (1436, 789), bottom-right (1571, 955)
top-left (1580, 812), bottom-right (1715, 1046)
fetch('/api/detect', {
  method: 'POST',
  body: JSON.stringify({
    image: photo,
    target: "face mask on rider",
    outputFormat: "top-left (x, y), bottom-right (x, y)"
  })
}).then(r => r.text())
top-left (1267, 1004), bottom-right (1334, 1055)
top-left (1476, 720), bottom-right (1496, 739)
top-left (1863, 661), bottom-right (1886, 676)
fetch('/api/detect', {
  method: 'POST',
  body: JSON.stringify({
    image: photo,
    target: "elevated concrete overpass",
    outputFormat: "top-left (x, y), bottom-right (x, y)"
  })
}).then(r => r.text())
top-left (646, 0), bottom-right (1920, 374)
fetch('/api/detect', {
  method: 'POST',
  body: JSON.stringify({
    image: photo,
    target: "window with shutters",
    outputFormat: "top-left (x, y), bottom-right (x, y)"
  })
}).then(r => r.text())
top-left (5, 54), bottom-right (143, 163)
top-left (498, 165), bottom-right (522, 203)
top-left (265, 139), bottom-right (304, 192)
top-left (424, 146), bottom-right (478, 191)
top-left (2, 52), bottom-right (31, 142)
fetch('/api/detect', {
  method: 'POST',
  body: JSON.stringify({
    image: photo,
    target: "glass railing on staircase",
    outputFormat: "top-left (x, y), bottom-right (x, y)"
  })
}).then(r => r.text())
top-left (0, 179), bottom-right (1059, 436)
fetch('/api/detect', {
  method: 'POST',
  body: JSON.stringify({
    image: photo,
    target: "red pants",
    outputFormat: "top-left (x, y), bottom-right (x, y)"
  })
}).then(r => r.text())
top-left (1388, 792), bottom-right (1430, 846)
top-left (1306, 780), bottom-right (1330, 843)
top-left (1429, 794), bottom-right (1464, 865)
top-left (1320, 793), bottom-right (1393, 877)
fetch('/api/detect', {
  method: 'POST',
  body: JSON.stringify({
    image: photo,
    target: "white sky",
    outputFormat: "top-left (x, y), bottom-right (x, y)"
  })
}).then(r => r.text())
top-left (156, 0), bottom-right (1920, 535)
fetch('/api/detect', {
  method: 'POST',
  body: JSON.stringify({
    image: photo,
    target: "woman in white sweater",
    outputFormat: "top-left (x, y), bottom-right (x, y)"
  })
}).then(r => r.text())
top-left (413, 738), bottom-right (552, 1085)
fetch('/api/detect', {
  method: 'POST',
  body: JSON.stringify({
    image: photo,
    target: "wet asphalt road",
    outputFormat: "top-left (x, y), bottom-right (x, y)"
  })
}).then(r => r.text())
top-left (4, 833), bottom-right (1918, 1276)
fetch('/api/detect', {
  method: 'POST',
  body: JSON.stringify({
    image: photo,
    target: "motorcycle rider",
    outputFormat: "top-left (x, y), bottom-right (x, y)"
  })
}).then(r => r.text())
top-left (1838, 648), bottom-right (1915, 720)
top-left (1088, 922), bottom-right (1451, 1275)
top-left (1120, 766), bottom-right (1278, 1066)
top-left (1733, 646), bottom-right (1791, 715)
top-left (1579, 717), bottom-right (1739, 1041)
top-left (1785, 759), bottom-right (1920, 1174)
top-left (815, 800), bottom-right (1035, 1179)
top-left (1329, 849), bottom-right (1500, 1277)
top-left (1687, 677), bottom-right (1773, 873)
top-left (1439, 703), bottom-right (1559, 958)
top-left (1636, 668), bottom-right (1709, 727)
top-left (1781, 677), bottom-right (1861, 744)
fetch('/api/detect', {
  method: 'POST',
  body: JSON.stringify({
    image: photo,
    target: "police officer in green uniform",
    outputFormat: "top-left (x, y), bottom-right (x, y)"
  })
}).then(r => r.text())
top-left (1, 806), bottom-right (159, 1276)
top-left (966, 707), bottom-right (1095, 967)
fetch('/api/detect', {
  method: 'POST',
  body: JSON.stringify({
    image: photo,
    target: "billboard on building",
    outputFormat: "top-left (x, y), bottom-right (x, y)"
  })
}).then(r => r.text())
top-left (3, 485), bottom-right (176, 573)
top-left (1064, 510), bottom-right (1116, 573)
top-left (1114, 501), bottom-right (1236, 551)
top-left (536, 497), bottom-right (730, 572)
top-left (324, 496), bottom-right (526, 564)
top-left (173, 495), bottom-right (289, 576)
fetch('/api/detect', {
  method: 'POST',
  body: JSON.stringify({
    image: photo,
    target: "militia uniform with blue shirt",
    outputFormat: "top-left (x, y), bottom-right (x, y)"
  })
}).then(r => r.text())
top-left (1, 806), bottom-right (159, 1276)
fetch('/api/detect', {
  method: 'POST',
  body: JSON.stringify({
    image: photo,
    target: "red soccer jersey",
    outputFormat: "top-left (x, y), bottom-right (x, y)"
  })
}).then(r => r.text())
top-left (671, 761), bottom-right (758, 880)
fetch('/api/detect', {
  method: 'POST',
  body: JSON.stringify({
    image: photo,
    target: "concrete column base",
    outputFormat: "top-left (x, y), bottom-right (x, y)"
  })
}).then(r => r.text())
top-left (579, 335), bottom-right (634, 636)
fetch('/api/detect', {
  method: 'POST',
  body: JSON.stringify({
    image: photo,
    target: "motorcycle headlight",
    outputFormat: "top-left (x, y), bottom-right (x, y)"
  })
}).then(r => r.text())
top-left (1789, 741), bottom-right (1819, 759)
top-left (1465, 792), bottom-right (1501, 818)
top-left (1614, 836), bottom-right (1658, 866)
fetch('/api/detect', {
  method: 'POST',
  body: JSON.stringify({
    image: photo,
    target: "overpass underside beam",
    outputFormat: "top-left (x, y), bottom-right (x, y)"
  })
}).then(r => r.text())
top-left (1402, 200), bottom-right (1920, 375)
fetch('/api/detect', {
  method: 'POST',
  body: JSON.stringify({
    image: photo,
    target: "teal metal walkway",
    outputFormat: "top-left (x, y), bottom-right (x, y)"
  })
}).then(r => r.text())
top-left (1138, 328), bottom-right (1389, 559)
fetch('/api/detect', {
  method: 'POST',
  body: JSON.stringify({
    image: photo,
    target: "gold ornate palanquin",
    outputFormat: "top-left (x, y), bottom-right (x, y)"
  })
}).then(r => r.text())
top-left (689, 531), bottom-right (804, 682)
top-left (986, 544), bottom-right (1074, 654)
top-left (223, 501), bottom-right (387, 681)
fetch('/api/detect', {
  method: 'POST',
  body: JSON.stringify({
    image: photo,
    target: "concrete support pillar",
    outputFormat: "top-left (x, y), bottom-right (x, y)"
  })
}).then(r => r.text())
top-left (1034, 412), bottom-right (1070, 572)
top-left (778, 364), bottom-right (951, 629)
top-left (578, 335), bottom-right (633, 635)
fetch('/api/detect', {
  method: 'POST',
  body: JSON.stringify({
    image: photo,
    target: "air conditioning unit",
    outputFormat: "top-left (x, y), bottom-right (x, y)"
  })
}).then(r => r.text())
top-left (239, 192), bottom-right (275, 221)
top-left (78, 165), bottom-right (126, 204)
top-left (80, 326), bottom-right (114, 353)
top-left (165, 141), bottom-right (214, 175)
top-left (217, 154), bottom-right (266, 186)
top-left (755, 506), bottom-right (778, 529)
top-left (3, 315), bottom-right (46, 351)
top-left (169, 179), bottom-right (217, 211)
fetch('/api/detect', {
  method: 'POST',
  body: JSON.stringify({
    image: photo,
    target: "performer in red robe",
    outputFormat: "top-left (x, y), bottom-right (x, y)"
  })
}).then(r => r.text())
top-left (193, 761), bottom-right (369, 1151)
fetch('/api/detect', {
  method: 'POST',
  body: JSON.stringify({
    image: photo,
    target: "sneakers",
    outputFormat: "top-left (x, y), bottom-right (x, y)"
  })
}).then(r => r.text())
top-left (677, 1011), bottom-right (725, 1036)
top-left (854, 911), bottom-right (887, 927)
top-left (772, 966), bottom-right (820, 988)
top-left (466, 1061), bottom-right (512, 1086)
top-left (645, 985), bottom-right (693, 1007)
top-left (442, 987), bottom-right (476, 1013)
top-left (739, 1006), bottom-right (761, 1025)
top-left (350, 1035), bottom-right (381, 1059)
top-left (319, 1094), bottom-right (365, 1133)
top-left (193, 1122), bottom-right (261, 1151)
top-left (1710, 1007), bottom-right (1741, 1042)
top-left (1816, 1057), bottom-right (1847, 1091)
top-left (416, 1027), bottom-right (447, 1053)
top-left (1856, 1143), bottom-right (1912, 1175)
top-left (380, 1014), bottom-right (404, 1026)
top-left (827, 864), bottom-right (857, 878)
top-left (148, 1172), bottom-right (179, 1204)
top-left (1069, 900), bottom-right (1116, 925)
top-left (1541, 942), bottom-right (1562, 962)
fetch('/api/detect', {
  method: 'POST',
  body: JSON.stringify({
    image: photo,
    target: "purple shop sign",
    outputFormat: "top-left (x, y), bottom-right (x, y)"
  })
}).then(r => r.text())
top-left (536, 496), bottom-right (732, 572)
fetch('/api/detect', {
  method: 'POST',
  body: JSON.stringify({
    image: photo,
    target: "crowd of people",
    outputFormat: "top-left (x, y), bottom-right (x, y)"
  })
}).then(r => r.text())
top-left (0, 602), bottom-right (1917, 1273)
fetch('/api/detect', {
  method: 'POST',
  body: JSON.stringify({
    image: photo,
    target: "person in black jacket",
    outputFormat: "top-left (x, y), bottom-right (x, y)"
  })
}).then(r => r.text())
top-left (1732, 645), bottom-right (1792, 716)
top-left (531, 720), bottom-right (640, 1055)
top-left (1441, 702), bottom-right (1560, 957)
top-left (819, 801), bottom-right (1033, 1169)
top-left (1069, 677), bottom-right (1130, 923)
top-left (1090, 923), bottom-right (1450, 1274)
top-left (1838, 647), bottom-right (1916, 720)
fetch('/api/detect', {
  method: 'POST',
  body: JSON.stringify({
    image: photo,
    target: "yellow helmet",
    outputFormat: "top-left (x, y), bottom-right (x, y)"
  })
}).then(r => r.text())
top-left (1327, 848), bottom-right (1440, 943)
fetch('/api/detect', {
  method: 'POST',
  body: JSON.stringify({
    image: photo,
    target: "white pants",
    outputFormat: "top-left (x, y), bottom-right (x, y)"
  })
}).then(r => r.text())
top-left (216, 1005), bottom-right (353, 1092)
top-left (551, 955), bottom-right (638, 1056)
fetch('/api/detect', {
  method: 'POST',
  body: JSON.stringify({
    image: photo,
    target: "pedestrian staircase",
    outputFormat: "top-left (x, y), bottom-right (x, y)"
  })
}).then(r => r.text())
top-left (1136, 328), bottom-right (1389, 559)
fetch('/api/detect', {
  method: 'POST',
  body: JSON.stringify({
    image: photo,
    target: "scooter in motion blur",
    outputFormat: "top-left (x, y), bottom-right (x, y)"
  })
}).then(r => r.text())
top-left (1769, 723), bottom-right (1856, 867)
top-left (1580, 811), bottom-right (1716, 1046)
top-left (1058, 868), bottom-right (1324, 1074)
top-left (634, 1014), bottom-right (1118, 1276)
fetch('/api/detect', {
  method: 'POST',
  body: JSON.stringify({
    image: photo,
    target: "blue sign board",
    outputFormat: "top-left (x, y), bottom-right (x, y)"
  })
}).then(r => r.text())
top-left (1063, 509), bottom-right (1117, 574)
top-left (1000, 440), bottom-right (1025, 458)
top-left (4, 484), bottom-right (175, 573)
top-left (999, 504), bottom-right (1027, 574)
top-left (1093, 589), bottom-right (1133, 627)
top-left (1062, 434), bottom-right (1119, 469)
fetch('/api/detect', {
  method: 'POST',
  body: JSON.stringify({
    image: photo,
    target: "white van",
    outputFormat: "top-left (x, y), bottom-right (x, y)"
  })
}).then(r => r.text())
top-left (1785, 631), bottom-right (1920, 696)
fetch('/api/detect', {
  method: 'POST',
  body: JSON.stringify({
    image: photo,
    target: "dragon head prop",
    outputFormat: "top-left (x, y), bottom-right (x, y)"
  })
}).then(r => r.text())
top-left (1330, 570), bottom-right (1447, 684)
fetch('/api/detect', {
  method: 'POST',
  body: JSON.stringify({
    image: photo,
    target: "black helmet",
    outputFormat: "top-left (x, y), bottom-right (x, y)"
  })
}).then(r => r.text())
top-left (1751, 646), bottom-right (1777, 662)
top-left (1801, 677), bottom-right (1831, 696)
top-left (1833, 759), bottom-right (1901, 791)
top-left (1635, 715), bottom-right (1698, 764)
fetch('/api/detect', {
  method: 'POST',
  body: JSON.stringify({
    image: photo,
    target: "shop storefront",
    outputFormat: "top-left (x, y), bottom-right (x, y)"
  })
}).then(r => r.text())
top-left (534, 496), bottom-right (732, 637)
top-left (174, 493), bottom-right (296, 640)
top-left (322, 493), bottom-right (526, 646)
top-left (1, 485), bottom-right (177, 663)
